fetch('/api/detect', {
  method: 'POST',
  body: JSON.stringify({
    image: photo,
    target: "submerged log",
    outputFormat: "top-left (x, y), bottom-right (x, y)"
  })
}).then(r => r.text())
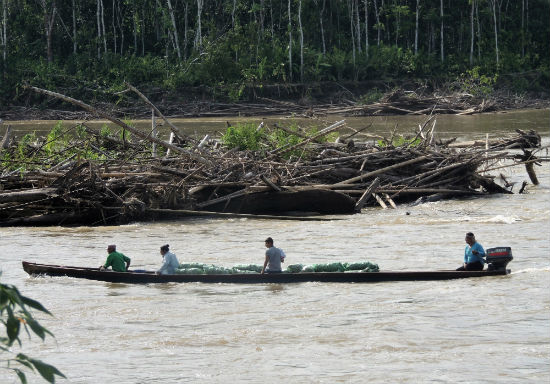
top-left (372, 193), bottom-right (388, 209)
top-left (525, 162), bottom-right (539, 185)
top-left (520, 150), bottom-right (540, 185)
top-left (355, 177), bottom-right (380, 211)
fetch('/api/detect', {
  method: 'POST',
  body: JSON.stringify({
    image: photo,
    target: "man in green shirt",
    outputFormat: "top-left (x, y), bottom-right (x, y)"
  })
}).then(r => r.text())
top-left (100, 244), bottom-right (131, 272)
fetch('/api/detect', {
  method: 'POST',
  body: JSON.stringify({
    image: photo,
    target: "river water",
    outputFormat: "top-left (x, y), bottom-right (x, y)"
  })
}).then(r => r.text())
top-left (1, 110), bottom-right (549, 383)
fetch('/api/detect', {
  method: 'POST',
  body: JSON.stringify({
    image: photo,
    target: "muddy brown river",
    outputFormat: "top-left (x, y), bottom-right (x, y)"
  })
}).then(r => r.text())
top-left (1, 109), bottom-right (549, 383)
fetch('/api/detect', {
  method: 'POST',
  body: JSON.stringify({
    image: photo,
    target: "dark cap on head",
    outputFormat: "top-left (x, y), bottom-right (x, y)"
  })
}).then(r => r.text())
top-left (265, 237), bottom-right (273, 244)
top-left (107, 244), bottom-right (116, 251)
top-left (160, 244), bottom-right (169, 252)
top-left (466, 232), bottom-right (475, 238)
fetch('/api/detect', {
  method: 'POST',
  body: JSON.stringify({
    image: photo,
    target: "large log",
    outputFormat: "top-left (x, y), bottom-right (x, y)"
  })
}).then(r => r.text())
top-left (0, 187), bottom-right (59, 203)
top-left (333, 155), bottom-right (429, 186)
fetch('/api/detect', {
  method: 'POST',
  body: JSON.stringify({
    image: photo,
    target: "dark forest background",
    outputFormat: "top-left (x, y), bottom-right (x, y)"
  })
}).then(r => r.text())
top-left (0, 0), bottom-right (548, 107)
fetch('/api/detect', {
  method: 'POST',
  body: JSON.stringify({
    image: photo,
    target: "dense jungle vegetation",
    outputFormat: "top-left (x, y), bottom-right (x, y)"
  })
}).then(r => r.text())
top-left (0, 0), bottom-right (548, 106)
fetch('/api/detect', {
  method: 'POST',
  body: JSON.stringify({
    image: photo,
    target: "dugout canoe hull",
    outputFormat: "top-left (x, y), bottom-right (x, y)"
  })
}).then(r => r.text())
top-left (22, 261), bottom-right (510, 284)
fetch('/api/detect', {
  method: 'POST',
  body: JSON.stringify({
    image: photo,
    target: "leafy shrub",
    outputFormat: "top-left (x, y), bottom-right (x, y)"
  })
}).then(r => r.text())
top-left (222, 122), bottom-right (265, 150)
top-left (458, 66), bottom-right (498, 97)
top-left (100, 124), bottom-right (112, 138)
top-left (359, 88), bottom-right (384, 104)
top-left (44, 121), bottom-right (68, 156)
top-left (16, 132), bottom-right (38, 163)
top-left (268, 123), bottom-right (303, 149)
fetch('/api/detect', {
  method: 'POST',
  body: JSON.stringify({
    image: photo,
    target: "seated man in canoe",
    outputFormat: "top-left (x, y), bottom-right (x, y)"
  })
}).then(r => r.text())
top-left (156, 244), bottom-right (179, 275)
top-left (457, 232), bottom-right (485, 271)
top-left (261, 237), bottom-right (285, 274)
top-left (100, 244), bottom-right (131, 272)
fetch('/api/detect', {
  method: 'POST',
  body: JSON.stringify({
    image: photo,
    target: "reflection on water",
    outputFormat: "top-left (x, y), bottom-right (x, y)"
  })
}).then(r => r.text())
top-left (265, 284), bottom-right (285, 293)
top-left (0, 115), bottom-right (549, 383)
top-left (105, 282), bottom-right (133, 293)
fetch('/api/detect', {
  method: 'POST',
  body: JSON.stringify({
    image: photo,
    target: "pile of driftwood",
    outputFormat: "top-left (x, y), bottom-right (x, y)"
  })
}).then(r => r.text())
top-left (320, 89), bottom-right (497, 116)
top-left (4, 85), bottom-right (535, 121)
top-left (0, 87), bottom-right (543, 226)
top-left (129, 89), bottom-right (501, 117)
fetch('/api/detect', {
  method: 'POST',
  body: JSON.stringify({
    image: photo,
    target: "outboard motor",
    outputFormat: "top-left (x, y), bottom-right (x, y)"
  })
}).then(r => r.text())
top-left (485, 247), bottom-right (513, 271)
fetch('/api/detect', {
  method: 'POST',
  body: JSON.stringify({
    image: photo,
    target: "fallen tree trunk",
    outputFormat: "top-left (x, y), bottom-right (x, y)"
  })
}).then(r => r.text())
top-left (0, 187), bottom-right (59, 203)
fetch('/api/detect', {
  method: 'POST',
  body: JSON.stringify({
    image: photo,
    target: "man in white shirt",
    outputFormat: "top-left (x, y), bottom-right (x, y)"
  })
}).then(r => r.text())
top-left (157, 244), bottom-right (180, 275)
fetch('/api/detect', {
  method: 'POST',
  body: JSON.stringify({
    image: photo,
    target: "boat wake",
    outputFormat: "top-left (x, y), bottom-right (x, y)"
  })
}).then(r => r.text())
top-left (510, 267), bottom-right (550, 275)
top-left (485, 215), bottom-right (522, 224)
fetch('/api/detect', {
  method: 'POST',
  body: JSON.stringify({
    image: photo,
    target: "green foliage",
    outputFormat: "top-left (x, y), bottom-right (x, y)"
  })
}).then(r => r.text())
top-left (303, 126), bottom-right (339, 144)
top-left (0, 1), bottom-right (548, 105)
top-left (15, 133), bottom-right (38, 166)
top-left (326, 48), bottom-right (350, 81)
top-left (100, 124), bottom-right (112, 138)
top-left (75, 124), bottom-right (88, 139)
top-left (377, 134), bottom-right (421, 148)
top-left (458, 67), bottom-right (498, 97)
top-left (120, 119), bottom-right (134, 142)
top-left (367, 45), bottom-right (420, 77)
top-left (44, 121), bottom-right (67, 156)
top-left (359, 88), bottom-right (384, 104)
top-left (307, 53), bottom-right (333, 81)
top-left (267, 123), bottom-right (302, 148)
top-left (222, 123), bottom-right (265, 151)
top-left (1, 277), bottom-right (66, 383)
top-left (221, 120), bottom-right (339, 159)
top-left (222, 121), bottom-right (338, 156)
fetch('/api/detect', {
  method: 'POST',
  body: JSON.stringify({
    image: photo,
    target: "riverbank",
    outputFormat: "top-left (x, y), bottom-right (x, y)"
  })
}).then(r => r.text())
top-left (2, 80), bottom-right (549, 121)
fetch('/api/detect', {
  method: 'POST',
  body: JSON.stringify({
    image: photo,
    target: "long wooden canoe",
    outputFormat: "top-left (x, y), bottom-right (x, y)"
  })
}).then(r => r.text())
top-left (22, 261), bottom-right (510, 284)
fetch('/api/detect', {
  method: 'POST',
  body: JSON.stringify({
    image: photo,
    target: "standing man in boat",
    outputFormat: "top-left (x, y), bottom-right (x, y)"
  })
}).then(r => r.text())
top-left (100, 244), bottom-right (131, 272)
top-left (457, 232), bottom-right (485, 271)
top-left (156, 244), bottom-right (179, 275)
top-left (261, 237), bottom-right (285, 274)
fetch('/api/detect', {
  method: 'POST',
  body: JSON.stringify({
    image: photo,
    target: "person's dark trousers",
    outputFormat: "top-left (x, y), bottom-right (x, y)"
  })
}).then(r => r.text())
top-left (456, 261), bottom-right (484, 271)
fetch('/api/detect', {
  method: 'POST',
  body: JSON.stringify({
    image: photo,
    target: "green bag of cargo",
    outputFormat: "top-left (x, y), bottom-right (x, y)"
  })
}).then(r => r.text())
top-left (286, 264), bottom-right (303, 273)
top-left (362, 262), bottom-right (379, 272)
top-left (345, 262), bottom-right (374, 271)
top-left (313, 262), bottom-right (345, 272)
top-left (203, 265), bottom-right (231, 274)
top-left (233, 264), bottom-right (263, 273)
